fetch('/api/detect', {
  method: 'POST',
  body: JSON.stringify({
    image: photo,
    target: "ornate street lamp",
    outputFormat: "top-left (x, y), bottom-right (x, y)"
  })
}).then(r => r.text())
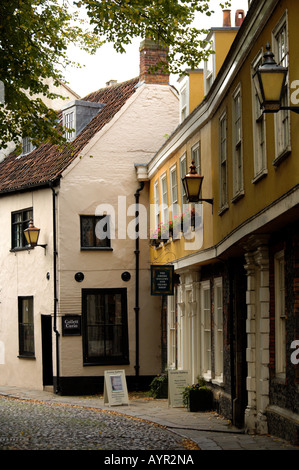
top-left (182, 161), bottom-right (213, 208)
top-left (253, 42), bottom-right (299, 114)
top-left (24, 218), bottom-right (47, 249)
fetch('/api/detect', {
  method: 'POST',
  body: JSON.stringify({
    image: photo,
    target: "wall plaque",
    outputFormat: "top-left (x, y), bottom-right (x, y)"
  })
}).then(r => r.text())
top-left (62, 315), bottom-right (81, 336)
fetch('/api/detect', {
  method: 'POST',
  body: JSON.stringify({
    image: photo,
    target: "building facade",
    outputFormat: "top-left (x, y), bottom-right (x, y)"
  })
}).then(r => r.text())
top-left (139, 0), bottom-right (299, 443)
top-left (0, 42), bottom-right (179, 395)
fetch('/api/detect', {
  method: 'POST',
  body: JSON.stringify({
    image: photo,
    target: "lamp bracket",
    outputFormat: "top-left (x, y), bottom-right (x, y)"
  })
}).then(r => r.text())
top-left (199, 198), bottom-right (214, 214)
top-left (280, 106), bottom-right (299, 114)
top-left (37, 244), bottom-right (47, 250)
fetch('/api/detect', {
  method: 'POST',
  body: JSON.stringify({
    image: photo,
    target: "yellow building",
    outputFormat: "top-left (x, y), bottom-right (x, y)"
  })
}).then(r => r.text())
top-left (136, 0), bottom-right (299, 444)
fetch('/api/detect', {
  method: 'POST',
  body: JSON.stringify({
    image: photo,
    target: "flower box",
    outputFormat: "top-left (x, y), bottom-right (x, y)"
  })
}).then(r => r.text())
top-left (187, 387), bottom-right (213, 412)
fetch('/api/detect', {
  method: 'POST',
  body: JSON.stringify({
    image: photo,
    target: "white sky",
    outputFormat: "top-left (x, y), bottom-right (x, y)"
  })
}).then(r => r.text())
top-left (63, 0), bottom-right (248, 97)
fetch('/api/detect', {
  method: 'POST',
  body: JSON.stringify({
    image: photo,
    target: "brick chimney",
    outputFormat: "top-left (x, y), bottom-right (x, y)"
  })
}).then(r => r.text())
top-left (222, 9), bottom-right (231, 27)
top-left (139, 39), bottom-right (169, 85)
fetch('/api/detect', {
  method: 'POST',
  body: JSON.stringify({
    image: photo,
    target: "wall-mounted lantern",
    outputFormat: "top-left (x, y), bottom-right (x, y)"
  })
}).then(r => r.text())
top-left (24, 218), bottom-right (47, 250)
top-left (182, 161), bottom-right (213, 209)
top-left (253, 42), bottom-right (299, 114)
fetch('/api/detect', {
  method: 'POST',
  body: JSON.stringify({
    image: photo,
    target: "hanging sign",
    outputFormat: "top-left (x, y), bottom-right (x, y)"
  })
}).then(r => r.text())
top-left (104, 370), bottom-right (129, 406)
top-left (168, 370), bottom-right (191, 408)
top-left (151, 265), bottom-right (174, 296)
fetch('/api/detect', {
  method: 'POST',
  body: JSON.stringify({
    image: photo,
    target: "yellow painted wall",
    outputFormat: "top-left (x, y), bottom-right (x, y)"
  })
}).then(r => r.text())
top-left (214, 30), bottom-right (239, 75)
top-left (149, 123), bottom-right (214, 265)
top-left (189, 70), bottom-right (204, 113)
top-left (149, 0), bottom-right (299, 264)
top-left (211, 0), bottom-right (299, 247)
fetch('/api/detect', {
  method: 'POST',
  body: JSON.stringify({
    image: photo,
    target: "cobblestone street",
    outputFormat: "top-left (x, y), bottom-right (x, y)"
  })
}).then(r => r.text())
top-left (0, 396), bottom-right (190, 451)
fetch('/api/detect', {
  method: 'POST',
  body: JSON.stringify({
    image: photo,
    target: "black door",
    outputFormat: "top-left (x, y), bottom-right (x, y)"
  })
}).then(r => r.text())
top-left (230, 258), bottom-right (247, 428)
top-left (41, 315), bottom-right (53, 386)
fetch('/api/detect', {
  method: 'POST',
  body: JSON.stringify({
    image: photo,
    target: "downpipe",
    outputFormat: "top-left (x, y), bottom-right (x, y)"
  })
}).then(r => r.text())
top-left (134, 181), bottom-right (145, 387)
top-left (50, 184), bottom-right (60, 394)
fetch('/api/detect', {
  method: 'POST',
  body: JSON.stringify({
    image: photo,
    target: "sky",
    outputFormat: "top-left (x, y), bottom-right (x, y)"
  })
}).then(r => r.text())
top-left (63, 0), bottom-right (249, 98)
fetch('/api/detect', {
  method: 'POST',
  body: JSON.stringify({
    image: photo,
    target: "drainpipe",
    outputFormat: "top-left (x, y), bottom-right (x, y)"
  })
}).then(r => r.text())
top-left (50, 184), bottom-right (60, 394)
top-left (134, 181), bottom-right (145, 388)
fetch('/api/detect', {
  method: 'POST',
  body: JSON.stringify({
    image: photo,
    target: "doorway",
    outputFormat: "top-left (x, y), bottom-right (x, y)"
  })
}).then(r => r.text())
top-left (41, 315), bottom-right (53, 386)
top-left (230, 259), bottom-right (247, 428)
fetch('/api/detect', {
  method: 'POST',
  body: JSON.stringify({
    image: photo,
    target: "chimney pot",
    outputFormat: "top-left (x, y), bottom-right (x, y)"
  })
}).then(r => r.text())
top-left (235, 10), bottom-right (245, 27)
top-left (223, 9), bottom-right (231, 27)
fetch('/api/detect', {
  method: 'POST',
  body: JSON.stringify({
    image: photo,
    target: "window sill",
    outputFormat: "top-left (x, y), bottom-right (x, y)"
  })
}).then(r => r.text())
top-left (18, 355), bottom-right (36, 359)
top-left (218, 204), bottom-right (229, 216)
top-left (231, 190), bottom-right (244, 204)
top-left (212, 377), bottom-right (224, 387)
top-left (273, 147), bottom-right (291, 167)
top-left (83, 359), bottom-right (129, 366)
top-left (10, 246), bottom-right (33, 253)
top-left (252, 169), bottom-right (268, 184)
top-left (81, 247), bottom-right (113, 251)
top-left (202, 372), bottom-right (212, 382)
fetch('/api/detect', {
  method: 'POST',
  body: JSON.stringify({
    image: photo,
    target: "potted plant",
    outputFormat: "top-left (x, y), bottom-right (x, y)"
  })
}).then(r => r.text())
top-left (150, 225), bottom-right (162, 247)
top-left (149, 373), bottom-right (168, 399)
top-left (182, 378), bottom-right (213, 412)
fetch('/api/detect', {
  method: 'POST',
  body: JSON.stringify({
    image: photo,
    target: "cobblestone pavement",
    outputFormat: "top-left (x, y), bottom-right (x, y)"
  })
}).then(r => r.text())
top-left (0, 387), bottom-right (298, 453)
top-left (0, 396), bottom-right (190, 451)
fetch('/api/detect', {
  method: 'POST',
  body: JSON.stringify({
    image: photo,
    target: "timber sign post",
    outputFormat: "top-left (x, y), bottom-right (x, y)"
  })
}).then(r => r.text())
top-left (150, 265), bottom-right (174, 296)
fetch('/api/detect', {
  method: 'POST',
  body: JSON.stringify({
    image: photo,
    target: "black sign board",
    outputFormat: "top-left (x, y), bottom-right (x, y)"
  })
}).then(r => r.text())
top-left (151, 265), bottom-right (174, 296)
top-left (62, 315), bottom-right (81, 336)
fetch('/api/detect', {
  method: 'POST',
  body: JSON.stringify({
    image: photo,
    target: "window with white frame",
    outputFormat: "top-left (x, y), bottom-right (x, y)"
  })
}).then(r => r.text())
top-left (64, 111), bottom-right (75, 141)
top-left (274, 250), bottom-right (286, 378)
top-left (180, 154), bottom-right (187, 208)
top-left (170, 164), bottom-right (178, 218)
top-left (191, 142), bottom-right (201, 174)
top-left (167, 294), bottom-right (177, 369)
top-left (273, 13), bottom-right (290, 161)
top-left (214, 278), bottom-right (223, 381)
top-left (180, 84), bottom-right (188, 122)
top-left (219, 111), bottom-right (228, 209)
top-left (251, 51), bottom-right (267, 180)
top-left (232, 85), bottom-right (244, 199)
top-left (160, 173), bottom-right (168, 223)
top-left (201, 281), bottom-right (211, 378)
top-left (154, 180), bottom-right (160, 229)
top-left (22, 137), bottom-right (35, 156)
top-left (204, 44), bottom-right (215, 94)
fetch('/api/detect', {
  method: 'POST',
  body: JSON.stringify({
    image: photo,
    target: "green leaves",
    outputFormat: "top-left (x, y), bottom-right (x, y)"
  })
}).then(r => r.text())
top-left (0, 0), bottom-right (230, 149)
top-left (0, 0), bottom-right (102, 149)
top-left (77, 0), bottom-right (229, 75)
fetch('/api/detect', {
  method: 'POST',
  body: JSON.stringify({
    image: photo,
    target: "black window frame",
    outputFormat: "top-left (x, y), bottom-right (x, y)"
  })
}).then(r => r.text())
top-left (80, 215), bottom-right (112, 251)
top-left (18, 296), bottom-right (35, 358)
top-left (82, 288), bottom-right (129, 366)
top-left (11, 208), bottom-right (33, 250)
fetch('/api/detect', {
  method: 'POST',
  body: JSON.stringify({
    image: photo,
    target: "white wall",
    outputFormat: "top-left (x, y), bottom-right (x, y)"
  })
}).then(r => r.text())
top-left (0, 188), bottom-right (53, 389)
top-left (57, 83), bottom-right (179, 378)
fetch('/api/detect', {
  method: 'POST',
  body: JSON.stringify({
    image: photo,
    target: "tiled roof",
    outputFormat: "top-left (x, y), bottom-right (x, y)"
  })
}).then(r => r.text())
top-left (0, 77), bottom-right (139, 194)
